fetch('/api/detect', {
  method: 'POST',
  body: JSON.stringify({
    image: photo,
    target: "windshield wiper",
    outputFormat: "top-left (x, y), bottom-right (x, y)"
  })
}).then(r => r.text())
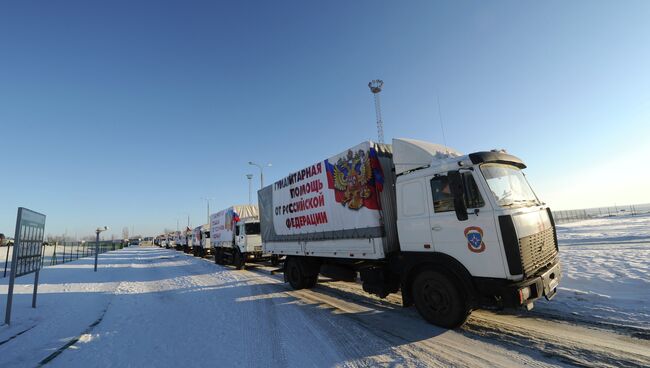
top-left (514, 199), bottom-right (540, 205)
top-left (498, 201), bottom-right (517, 207)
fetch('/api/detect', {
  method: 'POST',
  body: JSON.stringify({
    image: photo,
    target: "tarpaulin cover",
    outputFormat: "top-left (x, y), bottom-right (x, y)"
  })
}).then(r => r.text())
top-left (259, 141), bottom-right (398, 252)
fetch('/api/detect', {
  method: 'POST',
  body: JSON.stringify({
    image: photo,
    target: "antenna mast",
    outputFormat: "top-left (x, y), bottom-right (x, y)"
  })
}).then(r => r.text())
top-left (368, 79), bottom-right (385, 143)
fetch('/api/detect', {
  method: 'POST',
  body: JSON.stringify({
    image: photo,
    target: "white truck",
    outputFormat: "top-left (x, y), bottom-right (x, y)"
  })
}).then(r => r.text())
top-left (192, 226), bottom-right (202, 256)
top-left (165, 232), bottom-right (176, 249)
top-left (258, 139), bottom-right (561, 328)
top-left (210, 205), bottom-right (269, 269)
top-left (174, 231), bottom-right (186, 251)
top-left (191, 224), bottom-right (211, 257)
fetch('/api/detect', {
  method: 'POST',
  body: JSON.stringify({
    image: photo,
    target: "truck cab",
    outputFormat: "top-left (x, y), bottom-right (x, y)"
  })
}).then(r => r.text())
top-left (191, 225), bottom-right (212, 257)
top-left (393, 139), bottom-right (560, 324)
top-left (201, 228), bottom-right (211, 256)
top-left (235, 220), bottom-right (262, 254)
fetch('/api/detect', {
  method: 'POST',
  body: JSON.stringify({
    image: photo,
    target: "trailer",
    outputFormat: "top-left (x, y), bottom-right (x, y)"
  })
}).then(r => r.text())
top-left (211, 205), bottom-right (270, 269)
top-left (258, 139), bottom-right (561, 328)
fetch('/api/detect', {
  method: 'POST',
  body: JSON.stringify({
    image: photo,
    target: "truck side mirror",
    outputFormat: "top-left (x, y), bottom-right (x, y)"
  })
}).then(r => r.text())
top-left (448, 171), bottom-right (468, 221)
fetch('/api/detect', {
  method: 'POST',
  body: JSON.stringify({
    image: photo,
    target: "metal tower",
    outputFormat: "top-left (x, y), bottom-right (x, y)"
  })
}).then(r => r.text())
top-left (368, 80), bottom-right (385, 143)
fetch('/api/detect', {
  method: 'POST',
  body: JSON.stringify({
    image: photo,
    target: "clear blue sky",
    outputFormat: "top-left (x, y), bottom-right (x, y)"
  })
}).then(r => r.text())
top-left (2, 1), bottom-right (649, 239)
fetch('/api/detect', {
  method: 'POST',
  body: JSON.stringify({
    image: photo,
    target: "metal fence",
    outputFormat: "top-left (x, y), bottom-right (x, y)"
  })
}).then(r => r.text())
top-left (552, 204), bottom-right (650, 224)
top-left (1, 241), bottom-right (126, 278)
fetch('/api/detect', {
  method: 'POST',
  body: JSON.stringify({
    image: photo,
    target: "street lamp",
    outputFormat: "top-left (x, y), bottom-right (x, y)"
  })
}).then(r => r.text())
top-left (246, 174), bottom-right (253, 204)
top-left (248, 161), bottom-right (271, 189)
top-left (94, 226), bottom-right (108, 272)
top-left (201, 197), bottom-right (213, 224)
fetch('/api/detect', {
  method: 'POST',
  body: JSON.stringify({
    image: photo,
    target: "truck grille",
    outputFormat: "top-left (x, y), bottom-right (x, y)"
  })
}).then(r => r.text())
top-left (519, 227), bottom-right (558, 276)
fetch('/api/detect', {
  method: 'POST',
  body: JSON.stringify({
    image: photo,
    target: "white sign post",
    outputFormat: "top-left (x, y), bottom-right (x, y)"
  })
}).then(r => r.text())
top-left (4, 207), bottom-right (46, 325)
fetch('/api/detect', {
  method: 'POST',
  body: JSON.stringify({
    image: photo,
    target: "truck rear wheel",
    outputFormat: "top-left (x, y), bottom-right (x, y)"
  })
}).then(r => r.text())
top-left (286, 257), bottom-right (317, 290)
top-left (412, 271), bottom-right (469, 329)
top-left (214, 248), bottom-right (223, 265)
top-left (270, 255), bottom-right (280, 267)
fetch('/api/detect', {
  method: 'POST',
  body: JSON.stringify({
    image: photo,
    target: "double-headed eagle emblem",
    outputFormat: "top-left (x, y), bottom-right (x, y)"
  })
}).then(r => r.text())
top-left (332, 149), bottom-right (373, 210)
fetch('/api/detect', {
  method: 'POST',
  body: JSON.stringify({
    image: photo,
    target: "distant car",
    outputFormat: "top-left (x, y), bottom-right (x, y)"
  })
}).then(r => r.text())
top-left (128, 239), bottom-right (140, 246)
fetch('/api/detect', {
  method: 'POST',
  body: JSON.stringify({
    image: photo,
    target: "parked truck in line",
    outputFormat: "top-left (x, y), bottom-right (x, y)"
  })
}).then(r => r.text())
top-left (191, 224), bottom-right (211, 257)
top-left (174, 231), bottom-right (185, 251)
top-left (258, 138), bottom-right (561, 328)
top-left (211, 205), bottom-right (270, 269)
top-left (164, 232), bottom-right (176, 249)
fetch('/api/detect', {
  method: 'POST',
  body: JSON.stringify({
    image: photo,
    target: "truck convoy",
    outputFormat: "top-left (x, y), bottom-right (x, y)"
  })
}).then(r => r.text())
top-left (210, 205), bottom-right (270, 269)
top-left (257, 138), bottom-right (561, 328)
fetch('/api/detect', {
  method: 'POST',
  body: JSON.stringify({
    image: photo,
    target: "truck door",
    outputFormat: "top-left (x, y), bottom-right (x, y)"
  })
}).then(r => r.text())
top-left (428, 171), bottom-right (506, 279)
top-left (236, 223), bottom-right (246, 251)
top-left (397, 178), bottom-right (434, 251)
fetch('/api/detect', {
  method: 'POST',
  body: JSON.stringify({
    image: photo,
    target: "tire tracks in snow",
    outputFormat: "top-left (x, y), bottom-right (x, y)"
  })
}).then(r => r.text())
top-left (244, 265), bottom-right (650, 367)
top-left (463, 312), bottom-right (650, 368)
top-left (37, 306), bottom-right (110, 366)
top-left (240, 267), bottom-right (548, 367)
top-left (38, 250), bottom-right (182, 366)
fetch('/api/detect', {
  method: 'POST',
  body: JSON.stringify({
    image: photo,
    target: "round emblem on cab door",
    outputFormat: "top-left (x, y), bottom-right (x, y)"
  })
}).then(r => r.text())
top-left (464, 226), bottom-right (486, 253)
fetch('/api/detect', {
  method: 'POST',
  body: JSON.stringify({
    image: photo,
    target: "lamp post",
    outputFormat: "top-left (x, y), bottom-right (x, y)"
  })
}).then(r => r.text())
top-left (201, 197), bottom-right (213, 224)
top-left (246, 174), bottom-right (253, 204)
top-left (94, 226), bottom-right (108, 272)
top-left (248, 161), bottom-right (271, 189)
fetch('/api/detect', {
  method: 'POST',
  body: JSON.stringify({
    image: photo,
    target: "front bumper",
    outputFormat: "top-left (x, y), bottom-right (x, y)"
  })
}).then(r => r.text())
top-left (510, 262), bottom-right (561, 306)
top-left (475, 261), bottom-right (561, 307)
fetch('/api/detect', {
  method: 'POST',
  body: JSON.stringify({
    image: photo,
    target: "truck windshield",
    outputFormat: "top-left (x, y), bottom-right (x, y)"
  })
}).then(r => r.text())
top-left (245, 223), bottom-right (260, 235)
top-left (480, 163), bottom-right (539, 208)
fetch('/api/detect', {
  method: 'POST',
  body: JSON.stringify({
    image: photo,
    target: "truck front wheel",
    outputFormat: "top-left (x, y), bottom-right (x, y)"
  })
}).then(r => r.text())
top-left (233, 249), bottom-right (245, 270)
top-left (412, 271), bottom-right (469, 329)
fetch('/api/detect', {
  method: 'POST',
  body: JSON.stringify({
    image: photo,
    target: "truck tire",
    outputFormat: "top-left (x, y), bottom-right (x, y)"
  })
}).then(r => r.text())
top-left (270, 255), bottom-right (280, 267)
top-left (412, 270), bottom-right (469, 329)
top-left (214, 248), bottom-right (223, 265)
top-left (286, 257), bottom-right (318, 290)
top-left (233, 249), bottom-right (245, 270)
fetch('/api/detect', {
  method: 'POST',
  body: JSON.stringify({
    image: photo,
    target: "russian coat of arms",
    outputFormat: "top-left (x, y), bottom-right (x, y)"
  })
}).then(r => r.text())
top-left (331, 149), bottom-right (373, 210)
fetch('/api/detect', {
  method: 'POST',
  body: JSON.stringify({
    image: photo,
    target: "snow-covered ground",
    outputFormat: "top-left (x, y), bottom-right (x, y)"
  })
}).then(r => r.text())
top-left (534, 214), bottom-right (650, 330)
top-left (0, 215), bottom-right (649, 367)
top-left (0, 248), bottom-right (552, 367)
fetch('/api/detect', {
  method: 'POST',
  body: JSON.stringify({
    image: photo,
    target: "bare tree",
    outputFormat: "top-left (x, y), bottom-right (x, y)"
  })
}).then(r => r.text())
top-left (122, 227), bottom-right (129, 240)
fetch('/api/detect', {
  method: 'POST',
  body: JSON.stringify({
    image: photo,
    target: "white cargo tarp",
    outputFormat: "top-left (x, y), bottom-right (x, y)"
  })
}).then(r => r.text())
top-left (270, 141), bottom-right (386, 236)
top-left (193, 226), bottom-right (202, 247)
